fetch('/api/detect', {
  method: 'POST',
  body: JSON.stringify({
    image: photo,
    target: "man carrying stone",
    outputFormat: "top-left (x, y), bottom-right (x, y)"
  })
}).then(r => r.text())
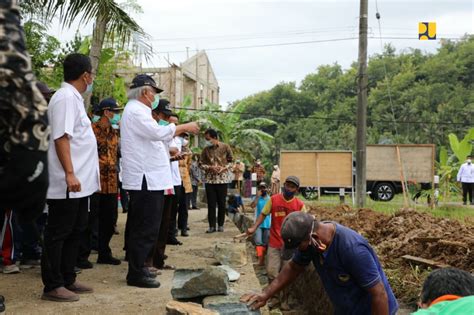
top-left (242, 211), bottom-right (399, 314)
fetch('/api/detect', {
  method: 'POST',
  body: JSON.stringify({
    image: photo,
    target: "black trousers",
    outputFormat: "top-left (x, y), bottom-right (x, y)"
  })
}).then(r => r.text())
top-left (126, 178), bottom-right (164, 281)
top-left (177, 187), bottom-right (189, 231)
top-left (119, 181), bottom-right (129, 212)
top-left (77, 194), bottom-right (99, 264)
top-left (167, 185), bottom-right (181, 242)
top-left (191, 185), bottom-right (198, 208)
top-left (205, 183), bottom-right (228, 228)
top-left (151, 194), bottom-right (173, 268)
top-left (462, 182), bottom-right (473, 203)
top-left (96, 193), bottom-right (118, 258)
top-left (41, 197), bottom-right (89, 292)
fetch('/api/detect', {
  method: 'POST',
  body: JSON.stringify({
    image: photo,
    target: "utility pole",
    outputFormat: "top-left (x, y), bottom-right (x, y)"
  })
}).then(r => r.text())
top-left (355, 0), bottom-right (368, 208)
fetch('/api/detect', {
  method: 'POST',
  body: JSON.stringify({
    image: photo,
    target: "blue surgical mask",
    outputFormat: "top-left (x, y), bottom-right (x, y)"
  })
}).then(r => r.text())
top-left (91, 115), bottom-right (100, 123)
top-left (283, 187), bottom-right (295, 199)
top-left (158, 119), bottom-right (169, 126)
top-left (109, 113), bottom-right (121, 125)
top-left (86, 82), bottom-right (93, 93)
top-left (151, 94), bottom-right (160, 110)
top-left (205, 140), bottom-right (213, 147)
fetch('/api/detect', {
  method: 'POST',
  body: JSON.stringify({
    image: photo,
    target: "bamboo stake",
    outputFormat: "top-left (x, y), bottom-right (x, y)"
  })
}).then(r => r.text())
top-left (396, 146), bottom-right (409, 208)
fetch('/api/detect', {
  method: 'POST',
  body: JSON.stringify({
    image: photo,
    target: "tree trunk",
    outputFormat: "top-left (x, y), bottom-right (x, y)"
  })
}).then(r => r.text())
top-left (85, 12), bottom-right (108, 110)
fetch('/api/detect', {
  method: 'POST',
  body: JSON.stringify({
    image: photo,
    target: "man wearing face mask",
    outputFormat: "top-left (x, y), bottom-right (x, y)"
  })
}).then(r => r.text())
top-left (42, 53), bottom-right (100, 302)
top-left (242, 211), bottom-right (399, 315)
top-left (245, 176), bottom-right (306, 309)
top-left (457, 156), bottom-right (474, 205)
top-left (89, 98), bottom-right (122, 265)
top-left (200, 129), bottom-right (234, 233)
top-left (121, 74), bottom-right (199, 288)
top-left (249, 182), bottom-right (271, 266)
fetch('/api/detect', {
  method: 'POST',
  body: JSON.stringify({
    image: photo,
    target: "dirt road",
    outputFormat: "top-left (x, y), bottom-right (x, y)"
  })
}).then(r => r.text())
top-left (1, 208), bottom-right (262, 314)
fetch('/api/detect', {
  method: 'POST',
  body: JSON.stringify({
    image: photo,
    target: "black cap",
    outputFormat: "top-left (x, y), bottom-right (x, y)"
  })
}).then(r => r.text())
top-left (285, 176), bottom-right (300, 187)
top-left (281, 212), bottom-right (315, 249)
top-left (97, 97), bottom-right (120, 111)
top-left (152, 99), bottom-right (173, 116)
top-left (36, 81), bottom-right (55, 95)
top-left (130, 74), bottom-right (163, 93)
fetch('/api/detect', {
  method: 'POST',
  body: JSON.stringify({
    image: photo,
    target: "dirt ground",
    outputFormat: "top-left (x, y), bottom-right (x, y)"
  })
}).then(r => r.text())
top-left (1, 208), bottom-right (263, 315)
top-left (308, 205), bottom-right (474, 306)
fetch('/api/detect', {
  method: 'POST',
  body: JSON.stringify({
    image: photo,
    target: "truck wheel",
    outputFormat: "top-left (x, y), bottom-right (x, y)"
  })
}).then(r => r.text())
top-left (374, 182), bottom-right (395, 201)
top-left (302, 187), bottom-right (318, 200)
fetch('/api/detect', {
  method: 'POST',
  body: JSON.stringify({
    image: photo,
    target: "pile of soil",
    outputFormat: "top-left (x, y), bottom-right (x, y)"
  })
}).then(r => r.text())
top-left (307, 205), bottom-right (474, 305)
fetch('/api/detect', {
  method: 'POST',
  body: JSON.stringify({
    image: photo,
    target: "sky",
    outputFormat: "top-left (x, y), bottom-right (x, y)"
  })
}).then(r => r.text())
top-left (49, 0), bottom-right (473, 105)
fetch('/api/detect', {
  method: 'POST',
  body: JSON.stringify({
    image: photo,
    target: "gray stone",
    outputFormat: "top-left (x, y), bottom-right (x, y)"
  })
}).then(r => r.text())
top-left (218, 265), bottom-right (241, 281)
top-left (171, 267), bottom-right (230, 299)
top-left (203, 295), bottom-right (261, 315)
top-left (214, 242), bottom-right (248, 267)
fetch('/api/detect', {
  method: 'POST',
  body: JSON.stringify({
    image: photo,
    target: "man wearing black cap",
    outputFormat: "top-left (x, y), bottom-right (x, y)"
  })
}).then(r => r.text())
top-left (245, 175), bottom-right (306, 309)
top-left (121, 74), bottom-right (199, 288)
top-left (242, 212), bottom-right (399, 314)
top-left (89, 98), bottom-right (122, 265)
top-left (36, 81), bottom-right (55, 103)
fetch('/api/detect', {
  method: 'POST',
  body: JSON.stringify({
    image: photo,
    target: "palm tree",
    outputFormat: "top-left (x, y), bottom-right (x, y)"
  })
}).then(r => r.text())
top-left (195, 101), bottom-right (277, 161)
top-left (23, 0), bottom-right (149, 107)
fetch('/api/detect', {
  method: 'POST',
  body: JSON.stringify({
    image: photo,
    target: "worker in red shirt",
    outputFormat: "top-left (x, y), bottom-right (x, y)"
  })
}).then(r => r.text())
top-left (246, 176), bottom-right (306, 310)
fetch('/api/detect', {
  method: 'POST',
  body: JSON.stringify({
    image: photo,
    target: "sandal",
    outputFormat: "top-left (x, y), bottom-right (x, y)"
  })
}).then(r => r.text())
top-left (158, 264), bottom-right (175, 270)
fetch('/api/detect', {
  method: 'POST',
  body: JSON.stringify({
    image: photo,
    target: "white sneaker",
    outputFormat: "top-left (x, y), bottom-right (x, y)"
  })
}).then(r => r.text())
top-left (3, 264), bottom-right (20, 274)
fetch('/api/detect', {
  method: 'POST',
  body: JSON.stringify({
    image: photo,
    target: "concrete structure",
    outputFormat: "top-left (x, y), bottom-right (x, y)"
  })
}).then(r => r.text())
top-left (116, 51), bottom-right (219, 109)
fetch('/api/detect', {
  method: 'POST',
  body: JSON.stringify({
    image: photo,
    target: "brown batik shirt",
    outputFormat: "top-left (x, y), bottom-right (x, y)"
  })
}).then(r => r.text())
top-left (92, 119), bottom-right (119, 194)
top-left (200, 142), bottom-right (233, 184)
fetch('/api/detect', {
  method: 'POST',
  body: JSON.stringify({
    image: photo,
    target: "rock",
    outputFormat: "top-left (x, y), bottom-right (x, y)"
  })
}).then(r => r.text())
top-left (166, 301), bottom-right (218, 315)
top-left (171, 267), bottom-right (229, 299)
top-left (203, 295), bottom-right (261, 315)
top-left (214, 242), bottom-right (248, 267)
top-left (218, 265), bottom-right (241, 281)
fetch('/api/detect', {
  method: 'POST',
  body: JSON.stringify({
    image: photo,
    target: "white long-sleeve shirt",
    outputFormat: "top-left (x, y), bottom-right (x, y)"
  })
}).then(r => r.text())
top-left (120, 99), bottom-right (176, 191)
top-left (457, 162), bottom-right (474, 183)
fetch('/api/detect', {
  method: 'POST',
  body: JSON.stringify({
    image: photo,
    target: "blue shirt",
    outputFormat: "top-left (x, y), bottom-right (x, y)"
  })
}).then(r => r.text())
top-left (254, 195), bottom-right (271, 229)
top-left (292, 223), bottom-right (398, 315)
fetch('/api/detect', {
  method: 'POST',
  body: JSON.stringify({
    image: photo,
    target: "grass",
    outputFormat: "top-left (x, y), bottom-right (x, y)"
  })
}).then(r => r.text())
top-left (304, 194), bottom-right (474, 224)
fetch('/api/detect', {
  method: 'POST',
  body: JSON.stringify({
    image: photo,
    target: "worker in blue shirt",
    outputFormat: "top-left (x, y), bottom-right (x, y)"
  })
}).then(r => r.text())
top-left (249, 182), bottom-right (271, 266)
top-left (241, 211), bottom-right (398, 315)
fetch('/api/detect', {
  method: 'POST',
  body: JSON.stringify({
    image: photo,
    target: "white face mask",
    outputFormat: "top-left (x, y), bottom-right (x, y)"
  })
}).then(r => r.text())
top-left (182, 139), bottom-right (189, 147)
top-left (468, 159), bottom-right (472, 164)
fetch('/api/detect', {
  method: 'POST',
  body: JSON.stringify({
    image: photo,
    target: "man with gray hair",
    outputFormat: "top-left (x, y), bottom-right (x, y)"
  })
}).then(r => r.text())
top-left (120, 74), bottom-right (199, 288)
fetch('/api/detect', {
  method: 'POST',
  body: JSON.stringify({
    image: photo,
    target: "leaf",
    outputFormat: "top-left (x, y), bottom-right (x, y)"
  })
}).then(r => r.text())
top-left (439, 146), bottom-right (448, 167)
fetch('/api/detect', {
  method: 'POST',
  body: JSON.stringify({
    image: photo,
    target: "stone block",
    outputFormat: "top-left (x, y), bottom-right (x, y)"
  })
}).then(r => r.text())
top-left (171, 267), bottom-right (230, 299)
top-left (203, 294), bottom-right (260, 315)
top-left (214, 242), bottom-right (248, 267)
top-left (166, 301), bottom-right (218, 315)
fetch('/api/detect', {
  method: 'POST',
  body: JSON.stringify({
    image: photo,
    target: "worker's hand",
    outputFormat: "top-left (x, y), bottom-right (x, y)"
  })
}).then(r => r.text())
top-left (240, 292), bottom-right (268, 310)
top-left (184, 122), bottom-right (200, 134)
top-left (246, 226), bottom-right (256, 236)
top-left (66, 173), bottom-right (81, 192)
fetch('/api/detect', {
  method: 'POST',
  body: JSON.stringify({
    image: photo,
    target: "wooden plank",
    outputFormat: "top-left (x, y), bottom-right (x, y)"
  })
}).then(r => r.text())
top-left (402, 255), bottom-right (450, 269)
top-left (396, 146), bottom-right (409, 208)
top-left (367, 145), bottom-right (435, 183)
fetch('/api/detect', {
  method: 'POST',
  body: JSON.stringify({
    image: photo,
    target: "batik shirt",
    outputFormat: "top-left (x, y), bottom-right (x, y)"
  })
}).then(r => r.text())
top-left (92, 120), bottom-right (119, 194)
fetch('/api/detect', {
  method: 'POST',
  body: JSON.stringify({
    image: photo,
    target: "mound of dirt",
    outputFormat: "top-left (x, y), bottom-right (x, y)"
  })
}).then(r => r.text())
top-left (307, 205), bottom-right (474, 305)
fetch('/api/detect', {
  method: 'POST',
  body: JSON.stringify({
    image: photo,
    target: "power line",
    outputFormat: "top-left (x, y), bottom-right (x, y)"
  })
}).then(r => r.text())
top-left (174, 107), bottom-right (471, 126)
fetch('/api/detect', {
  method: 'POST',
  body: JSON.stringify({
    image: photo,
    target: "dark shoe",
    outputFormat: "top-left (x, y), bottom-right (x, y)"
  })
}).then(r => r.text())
top-left (181, 230), bottom-right (189, 237)
top-left (97, 256), bottom-right (121, 265)
top-left (65, 281), bottom-right (93, 294)
top-left (74, 267), bottom-right (82, 274)
top-left (157, 264), bottom-right (175, 270)
top-left (167, 238), bottom-right (183, 245)
top-left (41, 287), bottom-right (80, 302)
top-left (192, 206), bottom-right (199, 210)
top-left (0, 295), bottom-right (5, 312)
top-left (163, 254), bottom-right (168, 260)
top-left (76, 260), bottom-right (93, 269)
top-left (127, 277), bottom-right (160, 288)
top-left (113, 226), bottom-right (120, 235)
top-left (217, 226), bottom-right (224, 232)
top-left (206, 227), bottom-right (216, 233)
top-left (122, 207), bottom-right (128, 214)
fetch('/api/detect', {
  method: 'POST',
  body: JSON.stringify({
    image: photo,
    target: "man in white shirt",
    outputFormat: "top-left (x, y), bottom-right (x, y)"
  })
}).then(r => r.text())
top-left (457, 155), bottom-right (474, 205)
top-left (42, 53), bottom-right (100, 302)
top-left (121, 74), bottom-right (199, 288)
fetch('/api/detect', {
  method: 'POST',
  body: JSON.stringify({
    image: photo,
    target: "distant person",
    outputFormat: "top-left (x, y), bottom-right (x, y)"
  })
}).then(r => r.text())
top-left (249, 182), bottom-right (271, 266)
top-left (42, 53), bottom-right (100, 302)
top-left (412, 267), bottom-right (474, 314)
top-left (457, 155), bottom-right (474, 205)
top-left (245, 176), bottom-right (306, 310)
top-left (232, 160), bottom-right (245, 192)
top-left (190, 155), bottom-right (202, 210)
top-left (227, 193), bottom-right (244, 223)
top-left (252, 159), bottom-right (266, 182)
top-left (243, 166), bottom-right (252, 198)
top-left (242, 211), bottom-right (399, 315)
top-left (271, 165), bottom-right (280, 195)
top-left (200, 128), bottom-right (233, 233)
